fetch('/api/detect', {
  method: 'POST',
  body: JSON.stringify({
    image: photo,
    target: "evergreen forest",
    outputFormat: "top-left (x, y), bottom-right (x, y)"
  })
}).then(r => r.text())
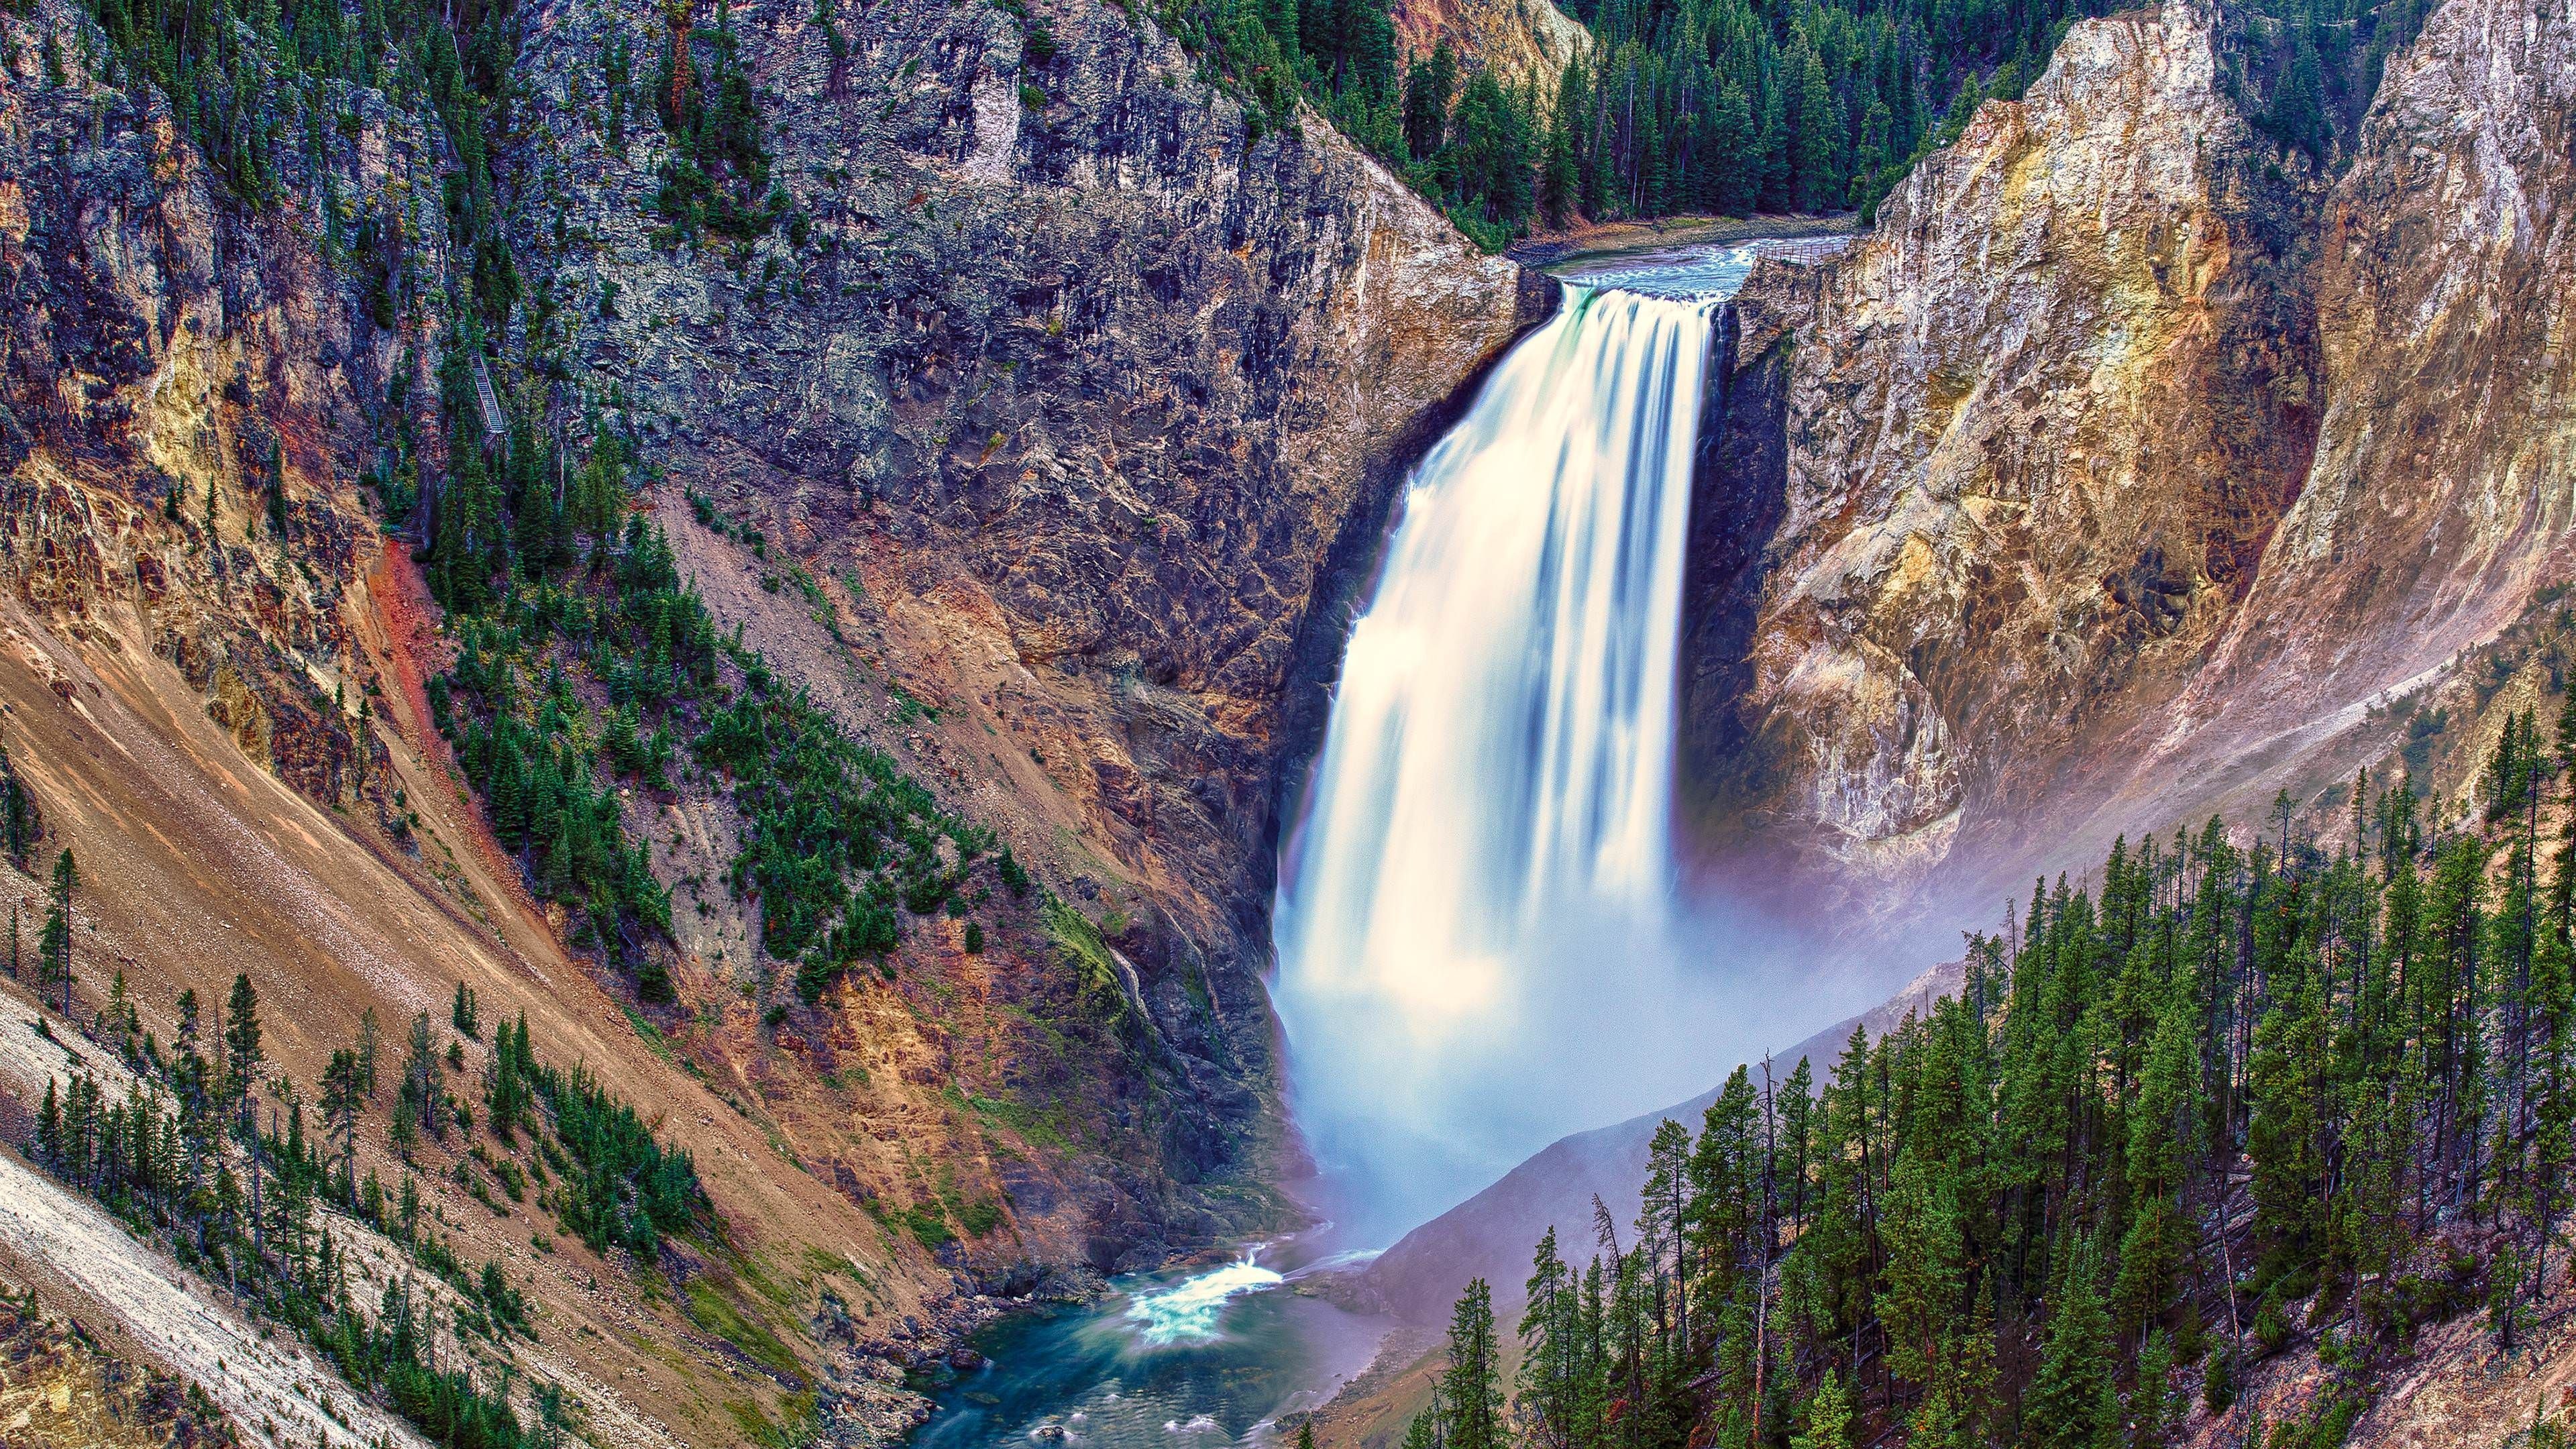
top-left (1189, 0), bottom-right (2428, 246)
top-left (1409, 714), bottom-right (2576, 1448)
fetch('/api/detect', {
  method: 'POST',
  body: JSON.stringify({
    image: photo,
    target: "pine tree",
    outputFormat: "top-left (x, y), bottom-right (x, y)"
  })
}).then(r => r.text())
top-left (40, 847), bottom-right (75, 1015)
top-left (222, 971), bottom-right (264, 1138)
top-left (2025, 1242), bottom-right (2116, 1449)
top-left (1402, 41), bottom-right (1456, 163)
top-left (398, 1010), bottom-right (445, 1143)
top-left (2267, 24), bottom-right (2328, 161)
top-left (1518, 1228), bottom-right (1580, 1449)
top-left (1789, 1369), bottom-right (1851, 1449)
top-left (1707, 79), bottom-right (1757, 215)
top-left (1542, 61), bottom-right (1585, 227)
top-left (2247, 973), bottom-right (2328, 1283)
top-left (36, 1077), bottom-right (62, 1169)
top-left (321, 1046), bottom-right (365, 1201)
top-left (1440, 1277), bottom-right (1503, 1449)
top-left (0, 743), bottom-right (40, 869)
top-left (1787, 44), bottom-right (1843, 212)
top-left (1878, 1148), bottom-right (1966, 1397)
top-left (2115, 968), bottom-right (2199, 1336)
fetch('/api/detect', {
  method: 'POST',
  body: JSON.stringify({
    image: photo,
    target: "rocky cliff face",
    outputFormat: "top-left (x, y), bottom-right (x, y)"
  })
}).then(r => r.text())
top-left (1683, 0), bottom-right (2574, 943)
top-left (1388, 0), bottom-right (1588, 88)
top-left (0, 13), bottom-right (957, 1443)
top-left (504, 0), bottom-right (1549, 1199)
top-left (2149, 0), bottom-right (2576, 800)
top-left (0, 9), bottom-right (443, 822)
top-left (0, 0), bottom-right (1544, 1436)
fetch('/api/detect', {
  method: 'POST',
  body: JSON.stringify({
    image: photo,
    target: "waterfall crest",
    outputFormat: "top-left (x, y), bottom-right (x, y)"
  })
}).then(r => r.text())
top-left (1274, 282), bottom-right (1725, 1234)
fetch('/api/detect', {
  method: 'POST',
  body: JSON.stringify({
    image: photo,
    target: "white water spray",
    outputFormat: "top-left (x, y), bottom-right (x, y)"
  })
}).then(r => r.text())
top-left (1124, 1254), bottom-right (1285, 1347)
top-left (1275, 270), bottom-right (1746, 1236)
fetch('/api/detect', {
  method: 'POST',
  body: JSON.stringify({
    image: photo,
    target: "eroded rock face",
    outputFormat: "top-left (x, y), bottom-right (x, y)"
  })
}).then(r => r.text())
top-left (0, 0), bottom-right (1548, 1409)
top-left (1388, 0), bottom-right (1589, 89)
top-left (1684, 0), bottom-right (2320, 908)
top-left (508, 0), bottom-right (1550, 1189)
top-left (0, 4), bottom-right (439, 817)
top-left (2155, 0), bottom-right (2576, 777)
top-left (1684, 0), bottom-right (2575, 940)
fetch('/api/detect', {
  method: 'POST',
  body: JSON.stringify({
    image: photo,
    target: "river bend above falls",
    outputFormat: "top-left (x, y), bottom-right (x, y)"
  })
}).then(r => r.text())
top-left (918, 235), bottom-right (1825, 1448)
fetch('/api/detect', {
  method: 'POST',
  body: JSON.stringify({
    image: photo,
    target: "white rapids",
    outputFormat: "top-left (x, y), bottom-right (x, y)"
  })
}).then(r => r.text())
top-left (1123, 1253), bottom-right (1287, 1347)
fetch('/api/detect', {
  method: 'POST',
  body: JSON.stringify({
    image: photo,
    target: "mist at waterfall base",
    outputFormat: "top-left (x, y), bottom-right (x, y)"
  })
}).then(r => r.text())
top-left (1275, 245), bottom-right (1834, 1245)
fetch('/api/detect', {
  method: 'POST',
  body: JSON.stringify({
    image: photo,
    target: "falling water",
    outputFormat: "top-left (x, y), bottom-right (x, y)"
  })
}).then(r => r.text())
top-left (1274, 265), bottom-right (1744, 1236)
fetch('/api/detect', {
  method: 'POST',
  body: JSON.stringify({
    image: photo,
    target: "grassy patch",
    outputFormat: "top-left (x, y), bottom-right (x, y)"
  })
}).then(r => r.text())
top-left (723, 1391), bottom-right (818, 1449)
top-left (684, 1278), bottom-right (806, 1385)
top-left (897, 1200), bottom-right (954, 1249)
top-left (738, 1250), bottom-right (803, 1310)
top-left (801, 1246), bottom-right (868, 1282)
top-left (995, 1000), bottom-right (1072, 1057)
top-left (953, 1084), bottom-right (1074, 1153)
top-left (955, 1195), bottom-right (1004, 1238)
top-left (621, 1004), bottom-right (675, 1062)
top-left (1043, 898), bottom-right (1130, 1022)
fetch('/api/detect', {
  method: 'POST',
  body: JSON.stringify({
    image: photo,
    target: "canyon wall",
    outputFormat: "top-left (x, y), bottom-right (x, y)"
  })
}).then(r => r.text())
top-left (0, 0), bottom-right (1548, 1434)
top-left (2141, 0), bottom-right (2576, 814)
top-left (0, 4), bottom-right (440, 822)
top-left (506, 0), bottom-right (1554, 1189)
top-left (0, 9), bottom-right (966, 1440)
top-left (1685, 0), bottom-right (2575, 947)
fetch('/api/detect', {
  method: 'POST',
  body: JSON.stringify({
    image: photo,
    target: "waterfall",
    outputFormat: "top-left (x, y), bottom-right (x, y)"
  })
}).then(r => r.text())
top-left (1274, 277), bottom-right (1733, 1236)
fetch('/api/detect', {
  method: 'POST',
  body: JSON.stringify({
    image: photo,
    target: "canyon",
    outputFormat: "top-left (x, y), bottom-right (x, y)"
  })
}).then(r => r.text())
top-left (0, 0), bottom-right (1557, 1434)
top-left (0, 0), bottom-right (2568, 1434)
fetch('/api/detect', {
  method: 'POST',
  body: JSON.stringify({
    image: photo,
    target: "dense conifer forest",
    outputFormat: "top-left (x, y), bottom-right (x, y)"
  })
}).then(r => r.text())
top-left (1403, 711), bottom-right (2576, 1448)
top-left (1191, 0), bottom-right (2430, 244)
